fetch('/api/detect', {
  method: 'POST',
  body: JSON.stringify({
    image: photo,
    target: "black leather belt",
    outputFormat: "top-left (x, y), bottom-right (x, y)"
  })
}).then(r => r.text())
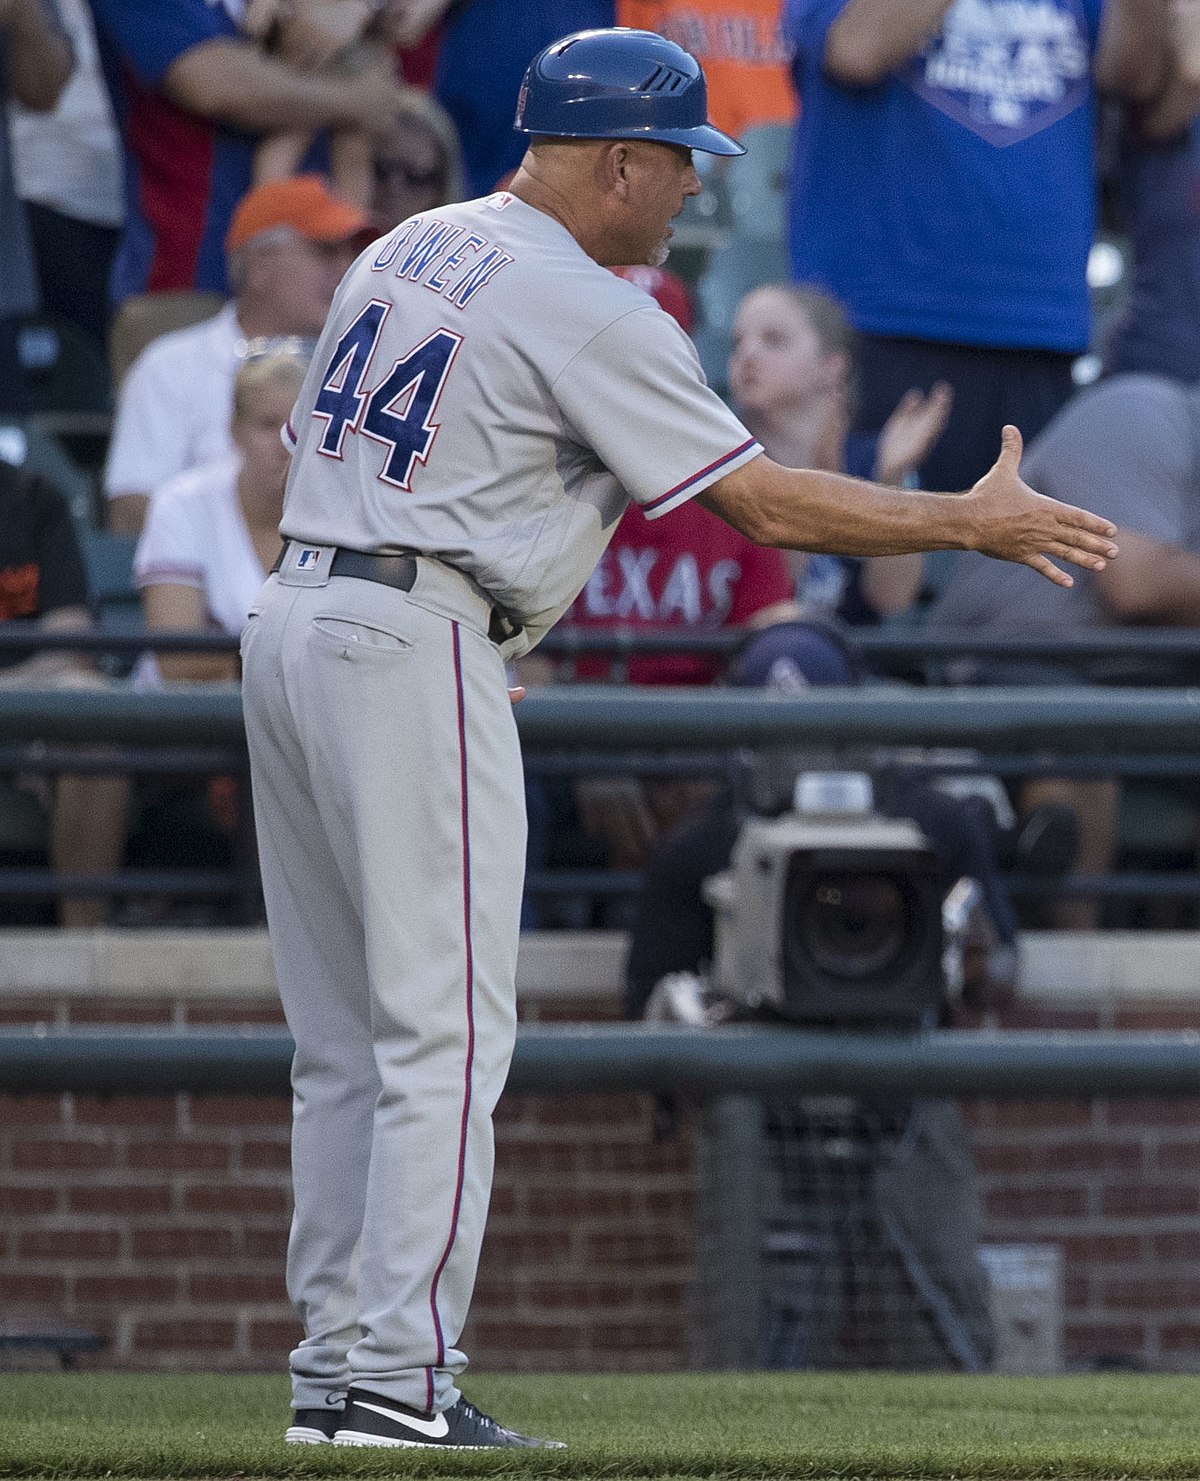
top-left (270, 545), bottom-right (522, 645)
top-left (271, 545), bottom-right (419, 591)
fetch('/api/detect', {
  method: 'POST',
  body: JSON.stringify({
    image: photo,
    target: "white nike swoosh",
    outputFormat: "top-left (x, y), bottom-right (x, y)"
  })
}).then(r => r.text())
top-left (353, 1400), bottom-right (449, 1438)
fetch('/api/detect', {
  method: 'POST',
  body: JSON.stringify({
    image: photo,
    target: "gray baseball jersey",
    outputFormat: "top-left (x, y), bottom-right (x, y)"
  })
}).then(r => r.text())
top-left (281, 191), bottom-right (761, 649)
top-left (243, 189), bottom-right (761, 1424)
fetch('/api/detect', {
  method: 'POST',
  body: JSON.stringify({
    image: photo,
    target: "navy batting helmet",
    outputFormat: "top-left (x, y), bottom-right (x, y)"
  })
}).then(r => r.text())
top-left (514, 28), bottom-right (744, 157)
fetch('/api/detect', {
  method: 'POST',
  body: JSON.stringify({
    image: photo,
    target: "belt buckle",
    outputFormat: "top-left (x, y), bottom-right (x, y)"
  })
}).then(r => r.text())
top-left (488, 607), bottom-right (523, 646)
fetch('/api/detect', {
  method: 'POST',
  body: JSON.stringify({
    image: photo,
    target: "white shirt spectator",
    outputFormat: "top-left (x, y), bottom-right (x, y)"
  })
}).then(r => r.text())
top-left (9, 0), bottom-right (123, 229)
top-left (105, 302), bottom-right (240, 503)
top-left (133, 454), bottom-right (265, 682)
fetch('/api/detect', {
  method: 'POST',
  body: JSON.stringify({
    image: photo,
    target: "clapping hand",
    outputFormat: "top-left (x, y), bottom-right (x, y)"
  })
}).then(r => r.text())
top-left (874, 381), bottom-right (953, 487)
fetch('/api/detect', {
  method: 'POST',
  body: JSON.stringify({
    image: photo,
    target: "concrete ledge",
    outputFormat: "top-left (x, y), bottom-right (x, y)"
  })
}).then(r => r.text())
top-left (0, 928), bottom-right (625, 1002)
top-left (0, 928), bottom-right (1198, 1004)
top-left (1019, 931), bottom-right (1200, 1003)
top-left (0, 929), bottom-right (277, 997)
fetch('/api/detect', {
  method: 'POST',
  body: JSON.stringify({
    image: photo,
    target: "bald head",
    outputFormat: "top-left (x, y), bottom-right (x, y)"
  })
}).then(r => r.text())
top-left (509, 135), bottom-right (701, 269)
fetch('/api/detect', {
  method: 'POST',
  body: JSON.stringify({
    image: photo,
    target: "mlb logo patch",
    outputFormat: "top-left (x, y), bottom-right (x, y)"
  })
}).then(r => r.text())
top-left (279, 541), bottom-right (333, 587)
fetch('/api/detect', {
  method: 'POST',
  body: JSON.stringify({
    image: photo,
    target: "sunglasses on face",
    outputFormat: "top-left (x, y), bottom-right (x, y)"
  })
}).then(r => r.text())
top-left (237, 335), bottom-right (317, 362)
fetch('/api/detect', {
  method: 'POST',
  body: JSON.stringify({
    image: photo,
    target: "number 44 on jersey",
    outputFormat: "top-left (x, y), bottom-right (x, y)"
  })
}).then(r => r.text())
top-left (311, 300), bottom-right (462, 490)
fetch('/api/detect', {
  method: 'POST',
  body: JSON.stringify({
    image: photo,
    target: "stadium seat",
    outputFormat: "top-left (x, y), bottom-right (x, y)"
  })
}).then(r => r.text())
top-left (725, 123), bottom-right (791, 245)
top-left (17, 314), bottom-right (114, 494)
top-left (693, 236), bottom-right (789, 390)
top-left (82, 530), bottom-right (140, 628)
top-left (18, 312), bottom-right (112, 423)
top-left (108, 290), bottom-right (225, 390)
top-left (80, 530), bottom-right (142, 680)
top-left (1118, 783), bottom-right (1199, 856)
top-left (690, 125), bottom-right (793, 387)
top-left (0, 419), bottom-right (100, 529)
top-left (671, 150), bottom-right (734, 250)
top-left (0, 780), bottom-right (49, 854)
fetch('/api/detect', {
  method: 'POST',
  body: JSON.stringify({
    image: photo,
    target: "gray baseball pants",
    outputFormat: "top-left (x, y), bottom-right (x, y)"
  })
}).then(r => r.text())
top-left (241, 550), bottom-right (526, 1415)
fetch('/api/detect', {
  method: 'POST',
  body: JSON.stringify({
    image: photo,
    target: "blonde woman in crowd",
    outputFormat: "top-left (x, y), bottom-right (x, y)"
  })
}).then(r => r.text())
top-left (134, 342), bottom-right (309, 677)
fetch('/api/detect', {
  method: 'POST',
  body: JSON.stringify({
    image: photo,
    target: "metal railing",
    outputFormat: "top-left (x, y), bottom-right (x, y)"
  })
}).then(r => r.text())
top-left (5, 1024), bottom-right (1200, 1097)
top-left (1, 684), bottom-right (1199, 912)
top-left (11, 619), bottom-right (1200, 667)
top-left (1, 681), bottom-right (1199, 751)
top-left (1, 630), bottom-right (1200, 912)
top-left (6, 1022), bottom-right (1200, 1372)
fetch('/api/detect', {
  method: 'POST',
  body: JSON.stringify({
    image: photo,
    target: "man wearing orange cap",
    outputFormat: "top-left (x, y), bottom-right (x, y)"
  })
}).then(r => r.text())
top-left (104, 175), bottom-right (368, 535)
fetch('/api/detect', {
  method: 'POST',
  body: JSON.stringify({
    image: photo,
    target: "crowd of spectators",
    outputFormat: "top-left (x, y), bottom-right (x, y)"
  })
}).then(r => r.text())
top-left (1, 0), bottom-right (1199, 929)
top-left (103, 173), bottom-right (368, 535)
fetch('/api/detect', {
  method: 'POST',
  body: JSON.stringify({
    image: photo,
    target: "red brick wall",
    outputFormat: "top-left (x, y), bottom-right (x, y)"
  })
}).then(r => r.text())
top-left (2, 992), bottom-right (1199, 1372)
top-left (468, 1091), bottom-right (695, 1372)
top-left (965, 1002), bottom-right (1200, 1370)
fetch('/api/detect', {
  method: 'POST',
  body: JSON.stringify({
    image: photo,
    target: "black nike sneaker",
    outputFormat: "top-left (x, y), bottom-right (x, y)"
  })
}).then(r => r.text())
top-left (333, 1387), bottom-right (565, 1449)
top-left (284, 1406), bottom-right (343, 1444)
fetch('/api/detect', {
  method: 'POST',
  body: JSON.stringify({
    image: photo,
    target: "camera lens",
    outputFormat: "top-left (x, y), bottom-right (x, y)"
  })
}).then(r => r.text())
top-left (790, 870), bottom-right (915, 982)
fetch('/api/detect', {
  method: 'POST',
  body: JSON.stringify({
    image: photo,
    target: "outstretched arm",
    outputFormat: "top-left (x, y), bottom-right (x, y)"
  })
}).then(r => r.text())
top-left (163, 36), bottom-right (405, 134)
top-left (698, 425), bottom-right (1119, 590)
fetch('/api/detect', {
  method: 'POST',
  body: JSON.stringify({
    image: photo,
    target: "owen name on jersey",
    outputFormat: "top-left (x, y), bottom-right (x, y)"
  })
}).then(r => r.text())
top-left (369, 217), bottom-right (514, 309)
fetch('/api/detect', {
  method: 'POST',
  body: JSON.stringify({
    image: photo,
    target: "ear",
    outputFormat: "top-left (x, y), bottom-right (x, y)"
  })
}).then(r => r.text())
top-left (602, 141), bottom-right (634, 196)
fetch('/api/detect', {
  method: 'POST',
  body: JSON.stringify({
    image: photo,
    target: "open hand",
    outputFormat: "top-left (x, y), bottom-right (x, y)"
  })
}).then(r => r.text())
top-left (964, 425), bottom-right (1118, 587)
top-left (875, 381), bottom-right (953, 487)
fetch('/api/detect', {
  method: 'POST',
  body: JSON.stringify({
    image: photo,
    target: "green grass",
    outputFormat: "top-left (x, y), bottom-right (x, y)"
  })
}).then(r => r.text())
top-left (5, 1371), bottom-right (1200, 1480)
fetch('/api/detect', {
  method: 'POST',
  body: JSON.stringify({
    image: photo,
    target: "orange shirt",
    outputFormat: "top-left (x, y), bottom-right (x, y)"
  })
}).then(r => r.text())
top-left (616, 1), bottom-right (795, 140)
